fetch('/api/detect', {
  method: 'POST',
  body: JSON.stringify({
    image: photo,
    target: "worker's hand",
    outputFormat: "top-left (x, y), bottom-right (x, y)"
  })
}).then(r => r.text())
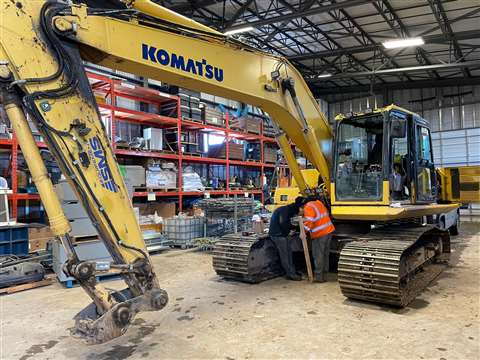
top-left (291, 216), bottom-right (300, 226)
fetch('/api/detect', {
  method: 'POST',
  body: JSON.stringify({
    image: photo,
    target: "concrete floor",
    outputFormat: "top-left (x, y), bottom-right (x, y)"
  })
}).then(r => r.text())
top-left (2, 222), bottom-right (479, 360)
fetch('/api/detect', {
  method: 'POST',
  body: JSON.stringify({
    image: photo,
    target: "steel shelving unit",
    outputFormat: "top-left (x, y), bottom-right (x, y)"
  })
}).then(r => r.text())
top-left (88, 72), bottom-right (277, 212)
top-left (2, 71), bottom-right (280, 218)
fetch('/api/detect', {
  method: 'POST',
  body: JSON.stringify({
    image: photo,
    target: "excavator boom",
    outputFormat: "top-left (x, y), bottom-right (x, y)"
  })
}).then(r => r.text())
top-left (0, 0), bottom-right (332, 343)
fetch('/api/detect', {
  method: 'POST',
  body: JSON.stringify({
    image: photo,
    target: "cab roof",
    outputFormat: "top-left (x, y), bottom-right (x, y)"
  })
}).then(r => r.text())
top-left (334, 104), bottom-right (419, 121)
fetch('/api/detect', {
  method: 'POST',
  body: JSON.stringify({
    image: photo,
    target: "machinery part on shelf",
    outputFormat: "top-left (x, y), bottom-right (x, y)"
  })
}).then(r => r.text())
top-left (213, 233), bottom-right (283, 283)
top-left (338, 225), bottom-right (450, 307)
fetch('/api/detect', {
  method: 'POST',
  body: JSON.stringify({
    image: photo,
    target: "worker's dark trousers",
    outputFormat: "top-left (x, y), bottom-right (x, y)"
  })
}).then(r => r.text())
top-left (312, 234), bottom-right (332, 282)
top-left (270, 235), bottom-right (296, 277)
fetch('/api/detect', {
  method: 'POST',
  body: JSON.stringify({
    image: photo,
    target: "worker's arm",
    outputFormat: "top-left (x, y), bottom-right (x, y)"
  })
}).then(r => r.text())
top-left (0, 0), bottom-right (333, 343)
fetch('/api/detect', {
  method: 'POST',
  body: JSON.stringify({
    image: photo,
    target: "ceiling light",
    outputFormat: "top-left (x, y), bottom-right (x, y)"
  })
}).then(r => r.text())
top-left (316, 73), bottom-right (332, 78)
top-left (382, 37), bottom-right (424, 49)
top-left (224, 26), bottom-right (255, 36)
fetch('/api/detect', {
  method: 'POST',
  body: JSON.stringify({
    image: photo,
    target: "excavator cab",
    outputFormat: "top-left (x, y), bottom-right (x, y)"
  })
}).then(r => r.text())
top-left (332, 105), bottom-right (436, 206)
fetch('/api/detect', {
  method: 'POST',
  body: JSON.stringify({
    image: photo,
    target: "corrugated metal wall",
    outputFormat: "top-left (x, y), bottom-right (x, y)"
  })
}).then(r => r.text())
top-left (323, 85), bottom-right (480, 167)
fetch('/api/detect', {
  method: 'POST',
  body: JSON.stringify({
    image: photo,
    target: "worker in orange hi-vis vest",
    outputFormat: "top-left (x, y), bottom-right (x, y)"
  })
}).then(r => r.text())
top-left (303, 199), bottom-right (335, 282)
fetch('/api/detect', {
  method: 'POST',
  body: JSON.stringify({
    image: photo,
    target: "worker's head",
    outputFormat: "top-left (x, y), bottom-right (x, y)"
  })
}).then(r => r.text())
top-left (393, 163), bottom-right (401, 172)
top-left (292, 196), bottom-right (308, 215)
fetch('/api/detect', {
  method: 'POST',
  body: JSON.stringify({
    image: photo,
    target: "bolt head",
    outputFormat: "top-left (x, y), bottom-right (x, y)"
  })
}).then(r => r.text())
top-left (40, 101), bottom-right (51, 112)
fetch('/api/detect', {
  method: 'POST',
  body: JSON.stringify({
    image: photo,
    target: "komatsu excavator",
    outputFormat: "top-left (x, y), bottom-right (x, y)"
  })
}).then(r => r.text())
top-left (0, 0), bottom-right (465, 344)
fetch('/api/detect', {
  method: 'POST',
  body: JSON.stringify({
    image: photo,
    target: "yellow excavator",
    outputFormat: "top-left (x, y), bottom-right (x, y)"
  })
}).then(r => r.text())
top-left (0, 0), bottom-right (469, 344)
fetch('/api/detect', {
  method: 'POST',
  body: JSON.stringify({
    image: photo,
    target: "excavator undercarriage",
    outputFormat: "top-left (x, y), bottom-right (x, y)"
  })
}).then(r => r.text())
top-left (213, 222), bottom-right (451, 308)
top-left (338, 224), bottom-right (450, 306)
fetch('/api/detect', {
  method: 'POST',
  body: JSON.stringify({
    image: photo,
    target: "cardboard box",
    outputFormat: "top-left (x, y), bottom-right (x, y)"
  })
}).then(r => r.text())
top-left (208, 142), bottom-right (244, 160)
top-left (264, 146), bottom-right (278, 163)
top-left (135, 202), bottom-right (176, 218)
top-left (28, 224), bottom-right (54, 252)
top-left (230, 116), bottom-right (261, 134)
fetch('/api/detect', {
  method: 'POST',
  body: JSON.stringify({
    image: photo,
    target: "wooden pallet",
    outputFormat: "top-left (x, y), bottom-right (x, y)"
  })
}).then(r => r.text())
top-left (62, 272), bottom-right (122, 289)
top-left (230, 126), bottom-right (261, 135)
top-left (205, 120), bottom-right (226, 127)
top-left (134, 187), bottom-right (178, 193)
top-left (183, 116), bottom-right (204, 124)
top-left (0, 275), bottom-right (55, 295)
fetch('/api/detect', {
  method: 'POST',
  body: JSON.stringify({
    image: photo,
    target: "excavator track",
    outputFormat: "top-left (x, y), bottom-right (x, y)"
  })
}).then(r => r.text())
top-left (338, 225), bottom-right (450, 307)
top-left (213, 233), bottom-right (283, 283)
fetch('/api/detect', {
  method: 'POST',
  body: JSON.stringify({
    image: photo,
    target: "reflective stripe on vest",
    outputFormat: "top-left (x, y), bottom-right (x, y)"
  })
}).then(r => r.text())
top-left (304, 221), bottom-right (333, 234)
top-left (304, 212), bottom-right (329, 222)
top-left (303, 200), bottom-right (335, 238)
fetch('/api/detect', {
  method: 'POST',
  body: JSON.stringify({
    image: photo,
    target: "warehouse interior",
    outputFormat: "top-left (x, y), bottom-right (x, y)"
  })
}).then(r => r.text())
top-left (1, 1), bottom-right (479, 359)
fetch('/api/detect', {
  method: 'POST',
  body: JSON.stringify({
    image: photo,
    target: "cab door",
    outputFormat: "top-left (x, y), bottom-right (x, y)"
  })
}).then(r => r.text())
top-left (414, 122), bottom-right (436, 202)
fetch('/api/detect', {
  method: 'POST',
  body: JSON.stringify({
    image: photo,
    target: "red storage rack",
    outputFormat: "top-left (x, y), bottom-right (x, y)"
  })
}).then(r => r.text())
top-left (88, 72), bottom-right (276, 213)
top-left (4, 71), bottom-right (278, 218)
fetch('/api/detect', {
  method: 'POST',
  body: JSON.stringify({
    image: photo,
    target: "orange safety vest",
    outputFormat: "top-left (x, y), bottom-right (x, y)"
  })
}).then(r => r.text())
top-left (303, 200), bottom-right (335, 239)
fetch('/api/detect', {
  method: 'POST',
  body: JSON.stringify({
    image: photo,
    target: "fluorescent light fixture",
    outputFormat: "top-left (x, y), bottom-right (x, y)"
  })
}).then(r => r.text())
top-left (317, 73), bottom-right (332, 78)
top-left (224, 26), bottom-right (255, 36)
top-left (383, 37), bottom-right (424, 49)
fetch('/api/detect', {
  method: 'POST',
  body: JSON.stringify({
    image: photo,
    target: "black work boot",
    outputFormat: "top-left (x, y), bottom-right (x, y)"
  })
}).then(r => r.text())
top-left (286, 273), bottom-right (302, 281)
top-left (314, 272), bottom-right (327, 283)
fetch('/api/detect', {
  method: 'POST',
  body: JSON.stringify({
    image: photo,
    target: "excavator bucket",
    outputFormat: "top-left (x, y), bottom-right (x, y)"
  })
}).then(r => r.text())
top-left (72, 288), bottom-right (168, 344)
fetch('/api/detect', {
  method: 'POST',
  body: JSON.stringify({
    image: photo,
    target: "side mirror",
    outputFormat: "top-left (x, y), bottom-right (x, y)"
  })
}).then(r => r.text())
top-left (391, 117), bottom-right (407, 138)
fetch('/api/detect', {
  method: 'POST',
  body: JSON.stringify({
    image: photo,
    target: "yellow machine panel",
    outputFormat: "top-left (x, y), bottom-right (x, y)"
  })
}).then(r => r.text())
top-left (438, 166), bottom-right (480, 204)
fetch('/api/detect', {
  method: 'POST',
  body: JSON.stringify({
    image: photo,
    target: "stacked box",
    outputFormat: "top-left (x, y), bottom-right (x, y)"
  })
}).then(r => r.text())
top-left (146, 169), bottom-right (177, 189)
top-left (208, 142), bottom-right (244, 160)
top-left (190, 108), bottom-right (202, 121)
top-left (189, 95), bottom-right (201, 121)
top-left (264, 146), bottom-right (278, 163)
top-left (263, 118), bottom-right (276, 137)
top-left (203, 106), bottom-right (225, 127)
top-left (179, 94), bottom-right (190, 107)
top-left (28, 224), bottom-right (54, 252)
top-left (230, 116), bottom-right (261, 134)
top-left (189, 96), bottom-right (200, 109)
top-left (180, 105), bottom-right (191, 119)
top-left (159, 102), bottom-right (178, 118)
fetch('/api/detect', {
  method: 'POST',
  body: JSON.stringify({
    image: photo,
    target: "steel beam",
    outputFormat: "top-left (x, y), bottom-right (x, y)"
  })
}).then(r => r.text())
top-left (372, 0), bottom-right (439, 79)
top-left (222, 0), bottom-right (255, 30)
top-left (288, 30), bottom-right (480, 60)
top-left (311, 60), bottom-right (480, 81)
top-left (170, 0), bottom-right (220, 13)
top-left (313, 76), bottom-right (480, 96)
top-left (427, 0), bottom-right (471, 77)
top-left (225, 0), bottom-right (376, 31)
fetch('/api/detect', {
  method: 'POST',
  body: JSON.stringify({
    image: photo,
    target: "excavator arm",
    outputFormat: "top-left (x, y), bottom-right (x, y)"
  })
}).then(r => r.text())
top-left (0, 0), bottom-right (332, 343)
